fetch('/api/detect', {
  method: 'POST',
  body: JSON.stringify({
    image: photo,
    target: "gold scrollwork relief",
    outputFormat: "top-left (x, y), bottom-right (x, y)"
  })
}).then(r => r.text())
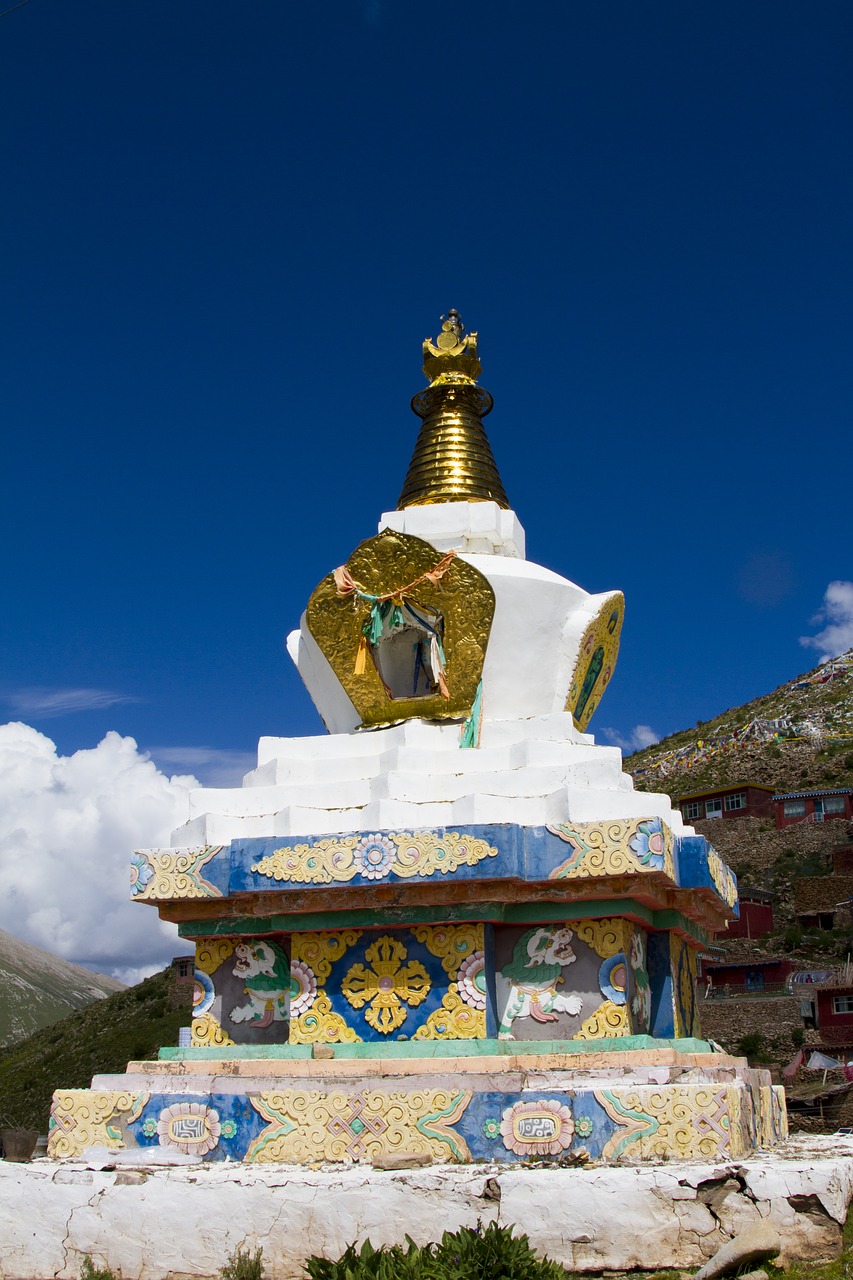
top-left (245, 1088), bottom-right (472, 1163)
top-left (194, 937), bottom-right (235, 975)
top-left (48, 1090), bottom-right (149, 1159)
top-left (251, 831), bottom-right (497, 885)
top-left (547, 818), bottom-right (675, 882)
top-left (132, 846), bottom-right (223, 900)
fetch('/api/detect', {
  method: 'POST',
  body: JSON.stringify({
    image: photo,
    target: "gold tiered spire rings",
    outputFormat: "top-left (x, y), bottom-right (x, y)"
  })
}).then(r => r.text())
top-left (397, 310), bottom-right (509, 509)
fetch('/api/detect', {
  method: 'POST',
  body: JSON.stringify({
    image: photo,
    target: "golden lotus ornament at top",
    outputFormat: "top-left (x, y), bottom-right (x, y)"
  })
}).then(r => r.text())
top-left (306, 529), bottom-right (495, 728)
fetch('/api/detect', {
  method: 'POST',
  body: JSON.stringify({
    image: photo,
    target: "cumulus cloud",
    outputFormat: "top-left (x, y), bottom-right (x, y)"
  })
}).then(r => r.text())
top-left (0, 723), bottom-right (198, 980)
top-left (147, 746), bottom-right (256, 788)
top-left (800, 581), bottom-right (853, 662)
top-left (599, 724), bottom-right (660, 753)
top-left (4, 687), bottom-right (138, 718)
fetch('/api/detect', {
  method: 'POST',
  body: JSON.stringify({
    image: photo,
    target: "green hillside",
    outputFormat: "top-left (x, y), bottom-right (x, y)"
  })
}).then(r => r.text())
top-left (0, 928), bottom-right (126, 1049)
top-left (0, 966), bottom-right (189, 1133)
top-left (628, 650), bottom-right (853, 799)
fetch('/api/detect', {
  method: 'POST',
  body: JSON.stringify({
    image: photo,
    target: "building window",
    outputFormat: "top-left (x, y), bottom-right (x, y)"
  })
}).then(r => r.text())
top-left (683, 801), bottom-right (700, 820)
top-left (783, 800), bottom-right (806, 818)
top-left (705, 798), bottom-right (723, 818)
top-left (724, 792), bottom-right (746, 811)
top-left (824, 796), bottom-right (847, 815)
top-left (833, 996), bottom-right (853, 1015)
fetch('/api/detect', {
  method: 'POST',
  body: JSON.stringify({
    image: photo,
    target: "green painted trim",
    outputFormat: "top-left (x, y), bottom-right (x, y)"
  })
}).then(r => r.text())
top-left (653, 911), bottom-right (708, 946)
top-left (178, 900), bottom-right (705, 939)
top-left (158, 1035), bottom-right (712, 1062)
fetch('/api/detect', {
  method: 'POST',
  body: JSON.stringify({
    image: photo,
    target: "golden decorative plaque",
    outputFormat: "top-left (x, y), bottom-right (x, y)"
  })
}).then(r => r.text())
top-left (566, 592), bottom-right (624, 731)
top-left (306, 529), bottom-right (495, 727)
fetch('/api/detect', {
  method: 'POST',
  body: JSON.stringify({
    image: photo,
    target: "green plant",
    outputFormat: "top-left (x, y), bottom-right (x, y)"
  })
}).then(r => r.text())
top-left (220, 1246), bottom-right (264, 1280)
top-left (783, 925), bottom-right (803, 951)
top-left (305, 1223), bottom-right (568, 1279)
top-left (81, 1258), bottom-right (119, 1280)
top-left (737, 1032), bottom-right (766, 1060)
top-left (305, 1238), bottom-right (435, 1280)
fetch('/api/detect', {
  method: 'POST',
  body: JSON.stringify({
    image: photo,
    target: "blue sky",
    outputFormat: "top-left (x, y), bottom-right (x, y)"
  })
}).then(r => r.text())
top-left (3, 0), bottom-right (852, 782)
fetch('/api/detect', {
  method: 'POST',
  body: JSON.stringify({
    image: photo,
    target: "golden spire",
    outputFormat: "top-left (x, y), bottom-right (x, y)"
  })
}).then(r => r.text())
top-left (397, 310), bottom-right (509, 509)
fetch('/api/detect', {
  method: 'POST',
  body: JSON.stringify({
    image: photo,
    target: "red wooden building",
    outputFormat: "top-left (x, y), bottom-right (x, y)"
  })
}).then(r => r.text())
top-left (773, 789), bottom-right (853, 829)
top-left (700, 955), bottom-right (792, 998)
top-left (719, 886), bottom-right (774, 939)
top-left (676, 783), bottom-right (775, 824)
top-left (794, 970), bottom-right (853, 1061)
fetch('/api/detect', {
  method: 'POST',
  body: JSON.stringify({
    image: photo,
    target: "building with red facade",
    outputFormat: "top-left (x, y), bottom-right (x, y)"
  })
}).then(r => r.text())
top-left (773, 789), bottom-right (853, 829)
top-left (676, 783), bottom-right (774, 824)
top-left (721, 886), bottom-right (775, 939)
top-left (795, 970), bottom-right (853, 1061)
top-left (701, 955), bottom-right (792, 997)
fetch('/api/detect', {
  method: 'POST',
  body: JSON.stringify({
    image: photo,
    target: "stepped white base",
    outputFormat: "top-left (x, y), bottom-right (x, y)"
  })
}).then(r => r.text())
top-left (173, 715), bottom-right (688, 846)
top-left (3, 1137), bottom-right (852, 1278)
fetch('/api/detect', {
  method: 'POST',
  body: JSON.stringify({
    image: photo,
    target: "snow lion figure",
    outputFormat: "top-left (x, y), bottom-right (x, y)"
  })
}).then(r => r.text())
top-left (229, 940), bottom-right (290, 1027)
top-left (497, 926), bottom-right (583, 1038)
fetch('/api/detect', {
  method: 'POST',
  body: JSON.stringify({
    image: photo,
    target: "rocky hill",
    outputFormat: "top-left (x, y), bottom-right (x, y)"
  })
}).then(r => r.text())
top-left (0, 928), bottom-right (125, 1049)
top-left (624, 650), bottom-right (853, 1082)
top-left (628, 650), bottom-right (853, 799)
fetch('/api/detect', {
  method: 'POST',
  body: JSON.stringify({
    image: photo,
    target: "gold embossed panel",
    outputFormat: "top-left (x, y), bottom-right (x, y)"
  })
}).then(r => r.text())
top-left (306, 530), bottom-right (495, 727)
top-left (567, 593), bottom-right (624, 731)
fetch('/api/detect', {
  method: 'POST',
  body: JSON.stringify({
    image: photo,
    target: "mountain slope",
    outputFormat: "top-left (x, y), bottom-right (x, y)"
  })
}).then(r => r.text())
top-left (628, 650), bottom-right (853, 798)
top-left (0, 929), bottom-right (125, 1049)
top-left (0, 966), bottom-right (188, 1131)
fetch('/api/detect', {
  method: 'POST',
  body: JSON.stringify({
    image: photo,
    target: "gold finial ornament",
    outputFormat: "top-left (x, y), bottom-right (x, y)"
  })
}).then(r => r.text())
top-left (397, 311), bottom-right (509, 509)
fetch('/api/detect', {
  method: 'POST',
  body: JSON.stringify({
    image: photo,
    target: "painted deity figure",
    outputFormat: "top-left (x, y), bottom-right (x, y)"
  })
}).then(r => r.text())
top-left (630, 930), bottom-right (651, 1030)
top-left (230, 940), bottom-right (290, 1026)
top-left (497, 926), bottom-right (584, 1038)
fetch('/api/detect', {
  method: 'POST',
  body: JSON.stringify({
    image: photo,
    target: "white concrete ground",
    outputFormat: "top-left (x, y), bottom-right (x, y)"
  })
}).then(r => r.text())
top-left (2, 1135), bottom-right (852, 1279)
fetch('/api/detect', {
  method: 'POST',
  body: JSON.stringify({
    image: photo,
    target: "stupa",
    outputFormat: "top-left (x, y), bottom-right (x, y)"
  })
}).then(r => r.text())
top-left (49, 312), bottom-right (785, 1167)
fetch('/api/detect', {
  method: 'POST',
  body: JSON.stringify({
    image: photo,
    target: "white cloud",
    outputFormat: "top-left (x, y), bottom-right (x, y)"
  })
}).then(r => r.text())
top-left (0, 723), bottom-right (198, 980)
top-left (800, 581), bottom-right (853, 662)
top-left (147, 746), bottom-right (256, 788)
top-left (599, 724), bottom-right (661, 753)
top-left (5, 687), bottom-right (138, 718)
top-left (113, 963), bottom-right (174, 986)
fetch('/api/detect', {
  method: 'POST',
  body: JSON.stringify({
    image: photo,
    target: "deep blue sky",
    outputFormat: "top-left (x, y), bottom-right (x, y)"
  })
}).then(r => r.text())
top-left (2, 0), bottom-right (851, 778)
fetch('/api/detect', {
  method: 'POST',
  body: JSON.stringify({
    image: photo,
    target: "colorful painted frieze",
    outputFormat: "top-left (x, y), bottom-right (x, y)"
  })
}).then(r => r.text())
top-left (132, 820), bottom-right (736, 914)
top-left (186, 918), bottom-right (691, 1048)
top-left (48, 1079), bottom-right (787, 1166)
top-left (190, 923), bottom-right (492, 1047)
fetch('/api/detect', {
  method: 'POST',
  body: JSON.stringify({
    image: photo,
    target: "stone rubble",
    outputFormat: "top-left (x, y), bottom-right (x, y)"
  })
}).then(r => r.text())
top-left (693, 1221), bottom-right (780, 1280)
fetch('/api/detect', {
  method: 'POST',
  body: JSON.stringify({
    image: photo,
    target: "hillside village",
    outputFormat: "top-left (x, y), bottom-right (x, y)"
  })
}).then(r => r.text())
top-left (631, 649), bottom-right (853, 1127)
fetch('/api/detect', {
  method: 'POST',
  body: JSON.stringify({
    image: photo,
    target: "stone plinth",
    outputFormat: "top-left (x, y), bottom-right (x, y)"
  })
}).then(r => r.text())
top-left (48, 1043), bottom-right (786, 1166)
top-left (4, 1137), bottom-right (853, 1279)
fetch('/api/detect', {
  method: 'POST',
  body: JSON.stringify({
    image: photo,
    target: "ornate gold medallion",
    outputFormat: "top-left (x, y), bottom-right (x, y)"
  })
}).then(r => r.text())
top-left (306, 529), bottom-right (494, 727)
